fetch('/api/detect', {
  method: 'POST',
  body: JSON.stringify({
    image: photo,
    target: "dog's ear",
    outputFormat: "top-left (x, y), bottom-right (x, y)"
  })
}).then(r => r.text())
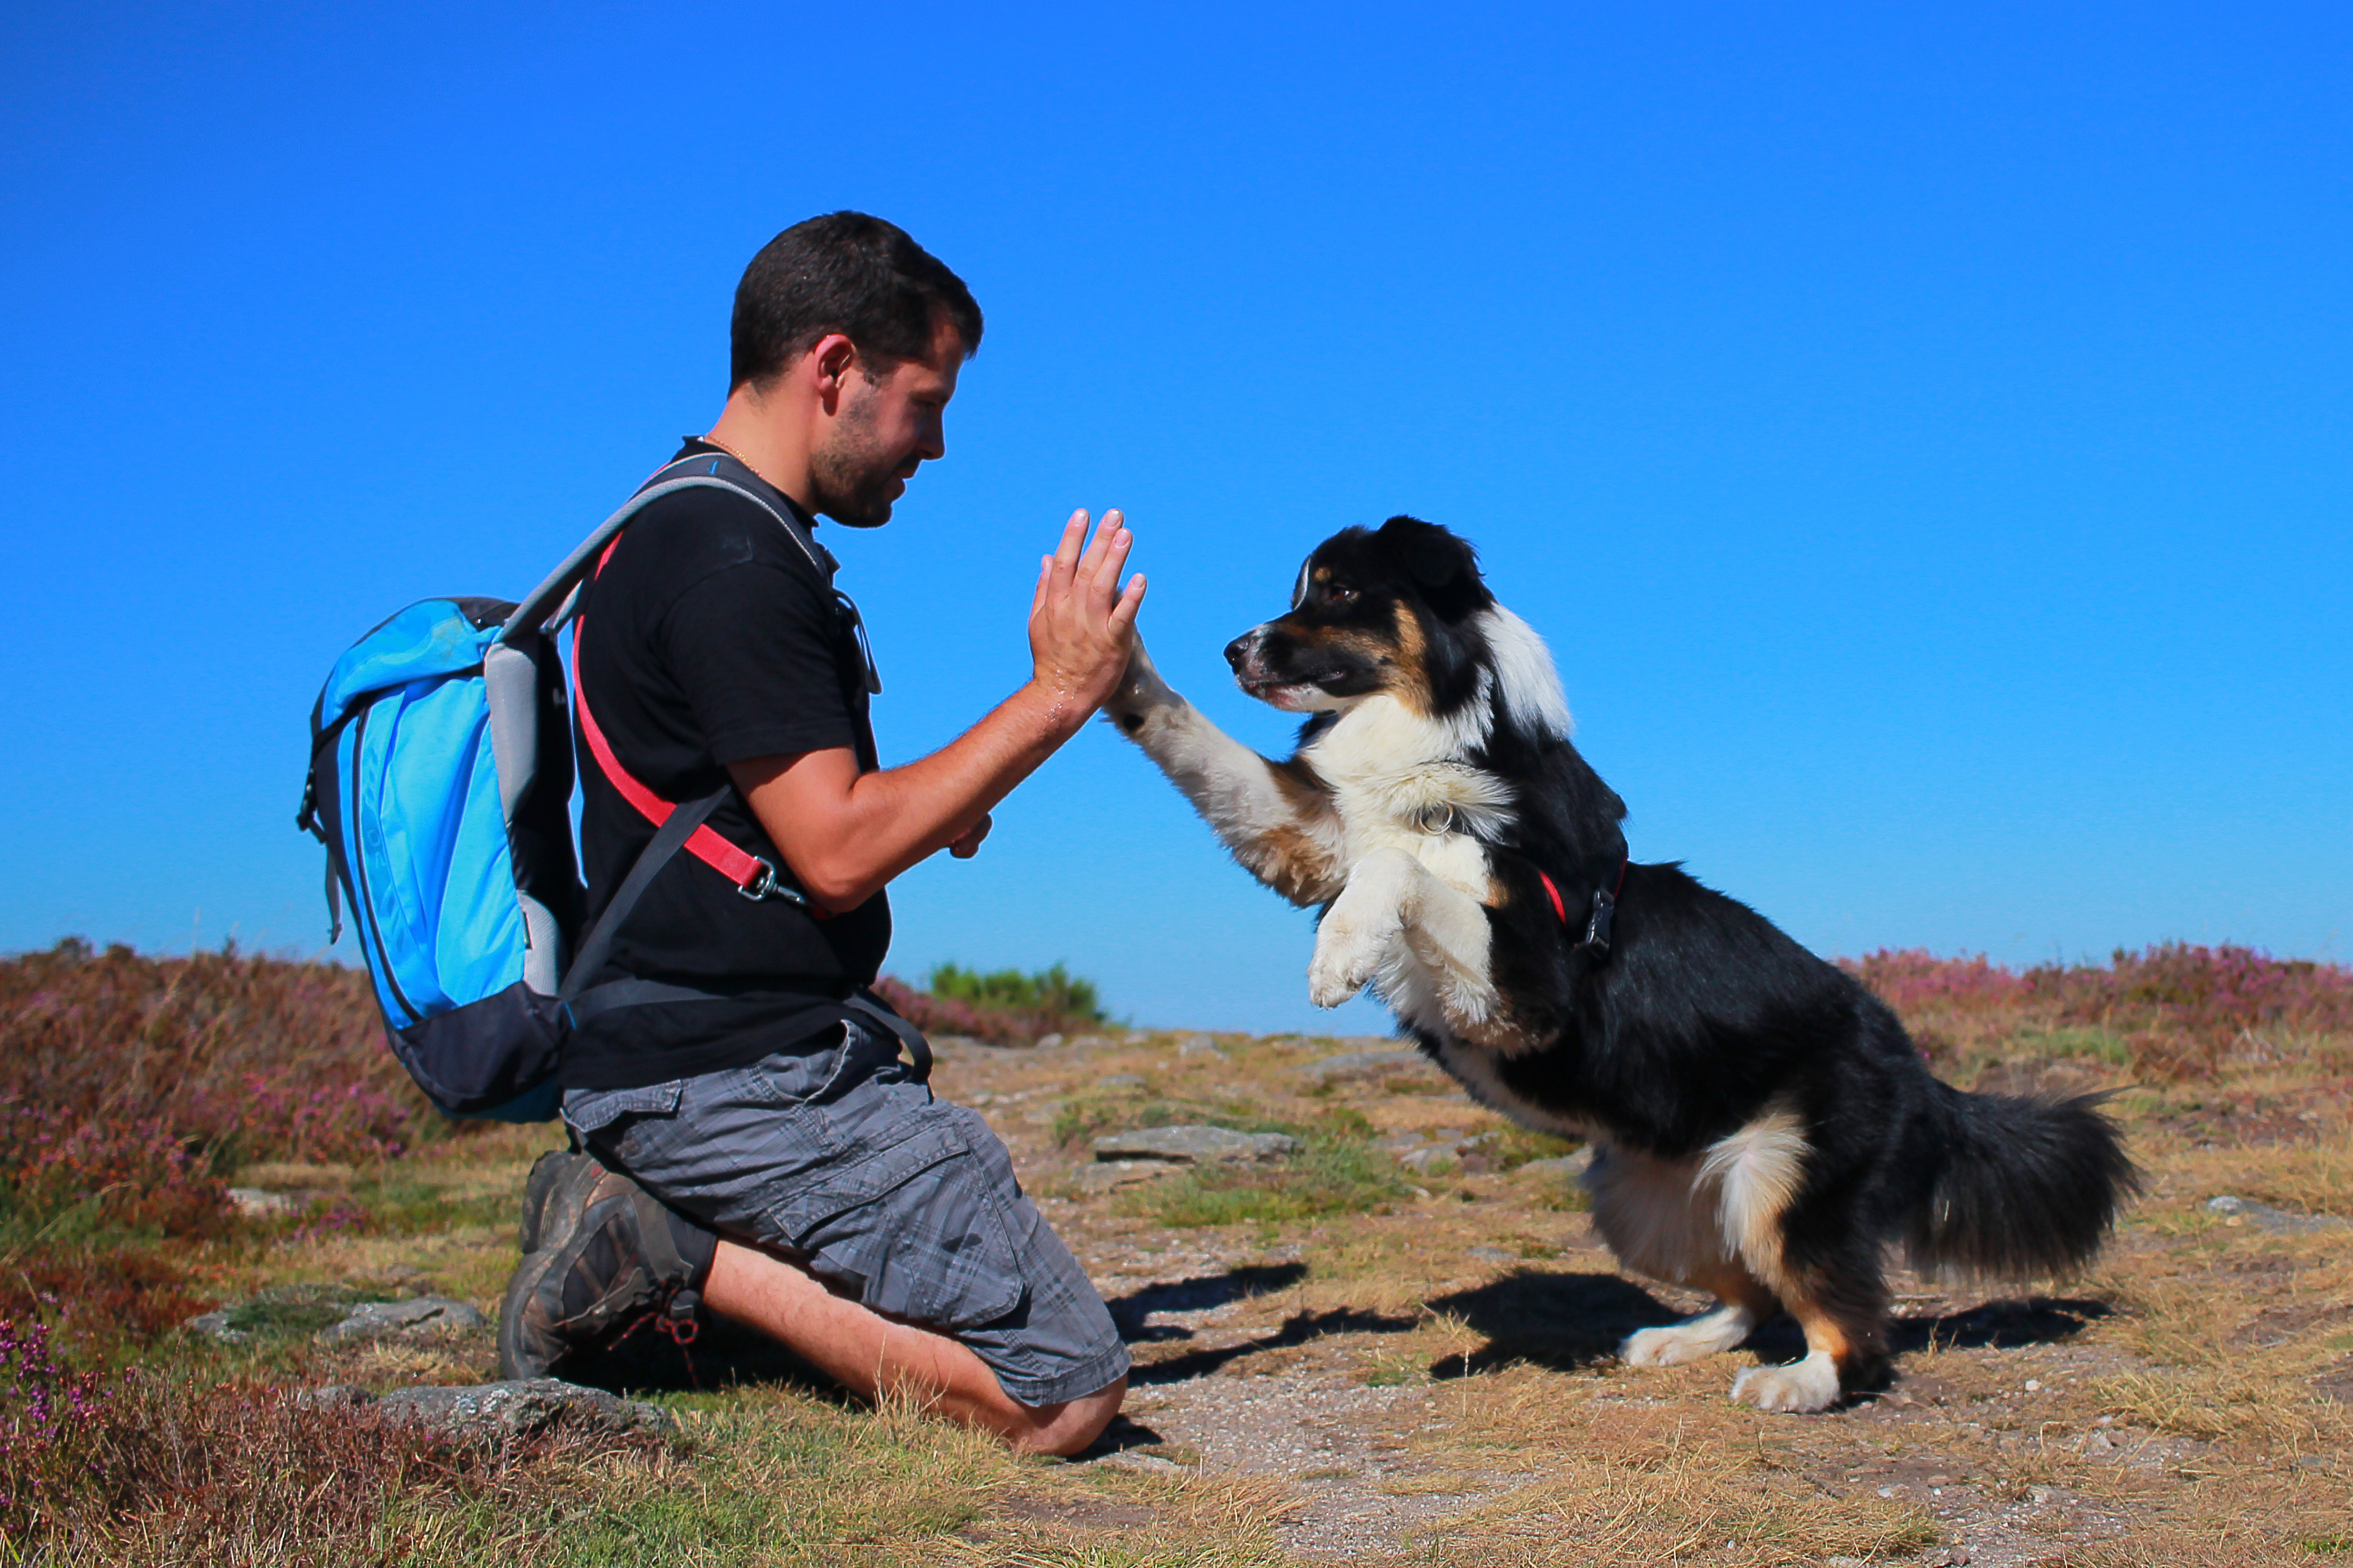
top-left (1379, 516), bottom-right (1486, 615)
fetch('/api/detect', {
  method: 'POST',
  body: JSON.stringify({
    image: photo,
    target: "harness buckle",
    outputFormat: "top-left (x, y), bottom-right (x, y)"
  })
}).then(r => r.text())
top-left (1582, 888), bottom-right (1615, 957)
top-left (736, 858), bottom-right (810, 909)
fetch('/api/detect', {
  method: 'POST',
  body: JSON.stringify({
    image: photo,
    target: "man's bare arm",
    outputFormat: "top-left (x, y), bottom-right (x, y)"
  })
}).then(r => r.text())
top-left (729, 509), bottom-right (1143, 911)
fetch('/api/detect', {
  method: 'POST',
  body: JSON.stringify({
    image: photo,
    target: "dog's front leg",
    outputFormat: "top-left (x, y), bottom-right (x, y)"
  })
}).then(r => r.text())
top-left (1309, 848), bottom-right (1521, 1047)
top-left (1104, 641), bottom-right (1345, 907)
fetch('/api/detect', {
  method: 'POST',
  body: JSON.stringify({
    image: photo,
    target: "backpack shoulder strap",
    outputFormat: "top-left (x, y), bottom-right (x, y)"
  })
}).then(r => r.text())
top-left (499, 453), bottom-right (831, 646)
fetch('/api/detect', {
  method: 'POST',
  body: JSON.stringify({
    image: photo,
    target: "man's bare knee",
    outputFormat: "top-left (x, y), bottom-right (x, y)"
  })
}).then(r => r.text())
top-left (1018, 1375), bottom-right (1126, 1457)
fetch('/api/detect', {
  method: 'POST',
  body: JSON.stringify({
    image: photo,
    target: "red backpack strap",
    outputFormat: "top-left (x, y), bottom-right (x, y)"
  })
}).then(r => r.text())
top-left (573, 535), bottom-right (810, 910)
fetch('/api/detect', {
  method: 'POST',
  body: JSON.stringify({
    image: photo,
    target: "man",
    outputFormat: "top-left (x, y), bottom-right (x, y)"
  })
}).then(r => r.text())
top-left (498, 212), bottom-right (1142, 1456)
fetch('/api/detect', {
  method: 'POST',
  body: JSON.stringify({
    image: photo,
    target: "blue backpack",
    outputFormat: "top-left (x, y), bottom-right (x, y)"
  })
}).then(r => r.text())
top-left (298, 452), bottom-right (924, 1122)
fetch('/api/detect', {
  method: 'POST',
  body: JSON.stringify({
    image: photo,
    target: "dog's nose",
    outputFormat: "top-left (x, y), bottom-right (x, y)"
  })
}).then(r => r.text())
top-left (1224, 633), bottom-right (1254, 671)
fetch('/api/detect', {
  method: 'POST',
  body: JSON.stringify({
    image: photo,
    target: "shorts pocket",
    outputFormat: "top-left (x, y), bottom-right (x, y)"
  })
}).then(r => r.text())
top-left (561, 1078), bottom-right (686, 1137)
top-left (778, 1121), bottom-right (1025, 1331)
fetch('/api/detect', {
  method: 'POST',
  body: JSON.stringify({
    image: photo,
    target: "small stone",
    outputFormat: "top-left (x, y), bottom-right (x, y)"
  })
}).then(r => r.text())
top-left (2024, 1379), bottom-right (2042, 1392)
top-left (184, 1309), bottom-right (249, 1343)
top-left (1825, 1557), bottom-right (1870, 1567)
top-left (1400, 1143), bottom-right (1464, 1174)
top-left (1092, 1126), bottom-right (1300, 1165)
top-left (293, 1384), bottom-right (372, 1411)
top-left (373, 1377), bottom-right (675, 1441)
top-left (1097, 1074), bottom-right (1148, 1091)
top-left (2203, 1193), bottom-right (2348, 1232)
top-left (225, 1187), bottom-right (298, 1219)
top-left (1294, 1047), bottom-right (1429, 1088)
top-left (2085, 1431), bottom-right (2115, 1455)
top-left (1094, 1451), bottom-right (1184, 1477)
top-left (1035, 1033), bottom-right (1066, 1050)
top-left (319, 1297), bottom-right (487, 1343)
top-left (1071, 1161), bottom-right (1177, 1194)
top-left (1066, 1034), bottom-right (1116, 1051)
top-left (1516, 1150), bottom-right (1594, 1179)
top-left (1175, 1032), bottom-right (1225, 1059)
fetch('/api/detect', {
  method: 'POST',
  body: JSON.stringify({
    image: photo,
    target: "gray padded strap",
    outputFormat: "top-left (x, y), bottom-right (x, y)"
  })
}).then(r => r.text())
top-left (558, 787), bottom-right (727, 1001)
top-left (500, 454), bottom-right (832, 644)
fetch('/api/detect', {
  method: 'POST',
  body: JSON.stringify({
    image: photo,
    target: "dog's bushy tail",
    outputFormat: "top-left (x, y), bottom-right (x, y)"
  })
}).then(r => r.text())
top-left (1908, 1083), bottom-right (2141, 1280)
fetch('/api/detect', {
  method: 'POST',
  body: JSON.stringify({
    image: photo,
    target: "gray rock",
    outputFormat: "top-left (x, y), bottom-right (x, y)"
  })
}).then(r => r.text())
top-left (1035, 1033), bottom-right (1066, 1049)
top-left (1071, 1161), bottom-right (1179, 1194)
top-left (225, 1186), bottom-right (299, 1219)
top-left (370, 1378), bottom-right (676, 1440)
top-left (1466, 1246), bottom-right (1519, 1264)
top-left (1093, 1125), bottom-right (1299, 1166)
top-left (1066, 1034), bottom-right (1117, 1051)
top-left (319, 1297), bottom-right (487, 1343)
top-left (1174, 1031), bottom-right (1225, 1059)
top-left (183, 1308), bottom-right (249, 1343)
top-left (1399, 1143), bottom-right (1464, 1174)
top-left (293, 1384), bottom-right (372, 1411)
top-left (2205, 1194), bottom-right (2348, 1233)
top-left (1294, 1047), bottom-right (1430, 1087)
top-left (1515, 1150), bottom-right (1594, 1180)
top-left (1097, 1073), bottom-right (1149, 1091)
top-left (1094, 1451), bottom-right (1185, 1477)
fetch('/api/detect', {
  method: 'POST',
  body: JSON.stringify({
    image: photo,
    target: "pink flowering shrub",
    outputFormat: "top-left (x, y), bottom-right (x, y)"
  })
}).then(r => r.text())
top-left (1841, 943), bottom-right (2353, 1080)
top-left (0, 939), bottom-right (437, 1237)
top-left (0, 1317), bottom-right (105, 1533)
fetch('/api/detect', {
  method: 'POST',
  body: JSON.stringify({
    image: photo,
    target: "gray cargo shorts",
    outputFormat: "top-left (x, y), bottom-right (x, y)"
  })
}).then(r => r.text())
top-left (561, 1019), bottom-right (1129, 1407)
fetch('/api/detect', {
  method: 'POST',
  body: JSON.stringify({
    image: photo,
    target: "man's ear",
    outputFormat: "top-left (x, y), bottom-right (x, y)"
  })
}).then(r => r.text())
top-left (1378, 516), bottom-right (1481, 595)
top-left (807, 332), bottom-right (858, 406)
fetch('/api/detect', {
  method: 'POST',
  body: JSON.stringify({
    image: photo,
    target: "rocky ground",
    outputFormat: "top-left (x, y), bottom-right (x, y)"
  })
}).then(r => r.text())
top-left (182, 1024), bottom-right (2353, 1566)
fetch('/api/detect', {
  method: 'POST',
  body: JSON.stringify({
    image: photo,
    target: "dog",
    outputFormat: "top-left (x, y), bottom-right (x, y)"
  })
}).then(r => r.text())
top-left (1104, 515), bottom-right (2138, 1412)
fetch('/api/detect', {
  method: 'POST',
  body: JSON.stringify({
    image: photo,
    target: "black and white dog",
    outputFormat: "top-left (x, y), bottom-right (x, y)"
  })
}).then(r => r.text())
top-left (1105, 516), bottom-right (2136, 1413)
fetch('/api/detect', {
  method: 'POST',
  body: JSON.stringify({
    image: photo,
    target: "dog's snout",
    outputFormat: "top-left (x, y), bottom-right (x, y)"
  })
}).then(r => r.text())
top-left (1224, 633), bottom-right (1253, 671)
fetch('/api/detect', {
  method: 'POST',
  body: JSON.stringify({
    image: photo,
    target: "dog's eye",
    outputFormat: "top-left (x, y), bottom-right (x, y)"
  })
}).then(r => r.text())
top-left (1326, 583), bottom-right (1357, 605)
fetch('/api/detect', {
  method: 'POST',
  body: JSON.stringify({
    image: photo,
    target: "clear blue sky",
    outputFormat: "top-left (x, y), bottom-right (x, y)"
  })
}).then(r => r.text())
top-left (2, 2), bottom-right (2345, 1034)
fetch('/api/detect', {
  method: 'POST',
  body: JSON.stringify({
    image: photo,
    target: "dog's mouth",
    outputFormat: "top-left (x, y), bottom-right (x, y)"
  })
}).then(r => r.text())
top-left (1238, 676), bottom-right (1329, 711)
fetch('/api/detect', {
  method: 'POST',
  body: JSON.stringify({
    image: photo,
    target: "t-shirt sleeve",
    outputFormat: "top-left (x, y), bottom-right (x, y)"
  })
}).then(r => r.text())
top-left (660, 558), bottom-right (860, 766)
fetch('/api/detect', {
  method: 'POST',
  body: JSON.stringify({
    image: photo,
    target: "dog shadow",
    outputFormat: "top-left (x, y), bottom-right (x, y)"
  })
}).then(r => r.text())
top-left (1424, 1269), bottom-right (1684, 1378)
top-left (1421, 1272), bottom-right (2109, 1382)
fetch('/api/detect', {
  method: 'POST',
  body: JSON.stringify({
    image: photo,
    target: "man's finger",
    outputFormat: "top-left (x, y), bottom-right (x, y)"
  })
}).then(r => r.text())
top-left (1030, 555), bottom-right (1053, 617)
top-left (1072, 506), bottom-right (1118, 588)
top-left (1108, 572), bottom-right (1147, 635)
top-left (1051, 509), bottom-right (1090, 581)
top-left (1091, 518), bottom-right (1133, 597)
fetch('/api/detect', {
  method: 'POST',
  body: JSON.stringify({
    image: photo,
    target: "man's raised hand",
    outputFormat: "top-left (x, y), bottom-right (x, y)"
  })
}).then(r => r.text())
top-left (1028, 509), bottom-right (1146, 717)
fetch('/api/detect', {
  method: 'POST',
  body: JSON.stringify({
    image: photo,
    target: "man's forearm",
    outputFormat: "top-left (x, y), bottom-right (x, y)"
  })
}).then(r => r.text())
top-left (732, 679), bottom-right (1087, 911)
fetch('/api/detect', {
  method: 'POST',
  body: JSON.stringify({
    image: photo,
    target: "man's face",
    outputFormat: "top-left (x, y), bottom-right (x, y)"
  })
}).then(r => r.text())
top-left (808, 318), bottom-right (963, 527)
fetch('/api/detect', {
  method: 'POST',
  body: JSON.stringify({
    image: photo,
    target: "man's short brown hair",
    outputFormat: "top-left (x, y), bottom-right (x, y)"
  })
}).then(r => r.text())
top-left (729, 212), bottom-right (983, 391)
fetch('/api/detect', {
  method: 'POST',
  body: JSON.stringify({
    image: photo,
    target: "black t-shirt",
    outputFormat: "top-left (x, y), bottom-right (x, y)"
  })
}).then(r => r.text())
top-left (561, 439), bottom-right (891, 1090)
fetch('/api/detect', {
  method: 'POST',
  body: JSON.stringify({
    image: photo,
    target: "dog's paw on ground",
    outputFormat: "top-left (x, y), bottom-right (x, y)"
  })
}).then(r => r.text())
top-left (1730, 1350), bottom-right (1843, 1413)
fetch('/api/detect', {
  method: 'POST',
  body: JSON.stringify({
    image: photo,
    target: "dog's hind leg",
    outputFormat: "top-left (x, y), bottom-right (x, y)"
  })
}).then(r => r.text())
top-left (1727, 1222), bottom-right (1891, 1414)
top-left (1622, 1262), bottom-right (1780, 1367)
top-left (1628, 1260), bottom-right (1769, 1363)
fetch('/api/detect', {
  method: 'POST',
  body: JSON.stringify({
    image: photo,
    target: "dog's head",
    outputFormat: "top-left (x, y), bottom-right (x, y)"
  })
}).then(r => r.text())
top-left (1225, 516), bottom-right (1498, 718)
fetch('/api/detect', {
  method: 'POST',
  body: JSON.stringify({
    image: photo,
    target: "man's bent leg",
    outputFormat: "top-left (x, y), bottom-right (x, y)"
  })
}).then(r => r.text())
top-left (704, 1239), bottom-right (1124, 1455)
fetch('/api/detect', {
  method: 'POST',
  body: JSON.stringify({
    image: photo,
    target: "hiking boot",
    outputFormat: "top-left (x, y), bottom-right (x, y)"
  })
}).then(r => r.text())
top-left (518, 1148), bottom-right (583, 1255)
top-left (497, 1155), bottom-right (719, 1381)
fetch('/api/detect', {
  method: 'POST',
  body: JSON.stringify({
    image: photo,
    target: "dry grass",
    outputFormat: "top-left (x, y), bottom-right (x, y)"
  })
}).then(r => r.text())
top-left (7, 943), bottom-right (2353, 1563)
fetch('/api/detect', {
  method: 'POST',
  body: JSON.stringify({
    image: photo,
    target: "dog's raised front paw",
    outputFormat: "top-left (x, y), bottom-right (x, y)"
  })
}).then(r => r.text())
top-left (1306, 946), bottom-right (1371, 1008)
top-left (1728, 1351), bottom-right (1841, 1413)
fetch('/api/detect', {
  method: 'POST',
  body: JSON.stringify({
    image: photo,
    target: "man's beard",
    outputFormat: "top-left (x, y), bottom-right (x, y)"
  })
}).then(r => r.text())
top-left (807, 392), bottom-right (903, 528)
